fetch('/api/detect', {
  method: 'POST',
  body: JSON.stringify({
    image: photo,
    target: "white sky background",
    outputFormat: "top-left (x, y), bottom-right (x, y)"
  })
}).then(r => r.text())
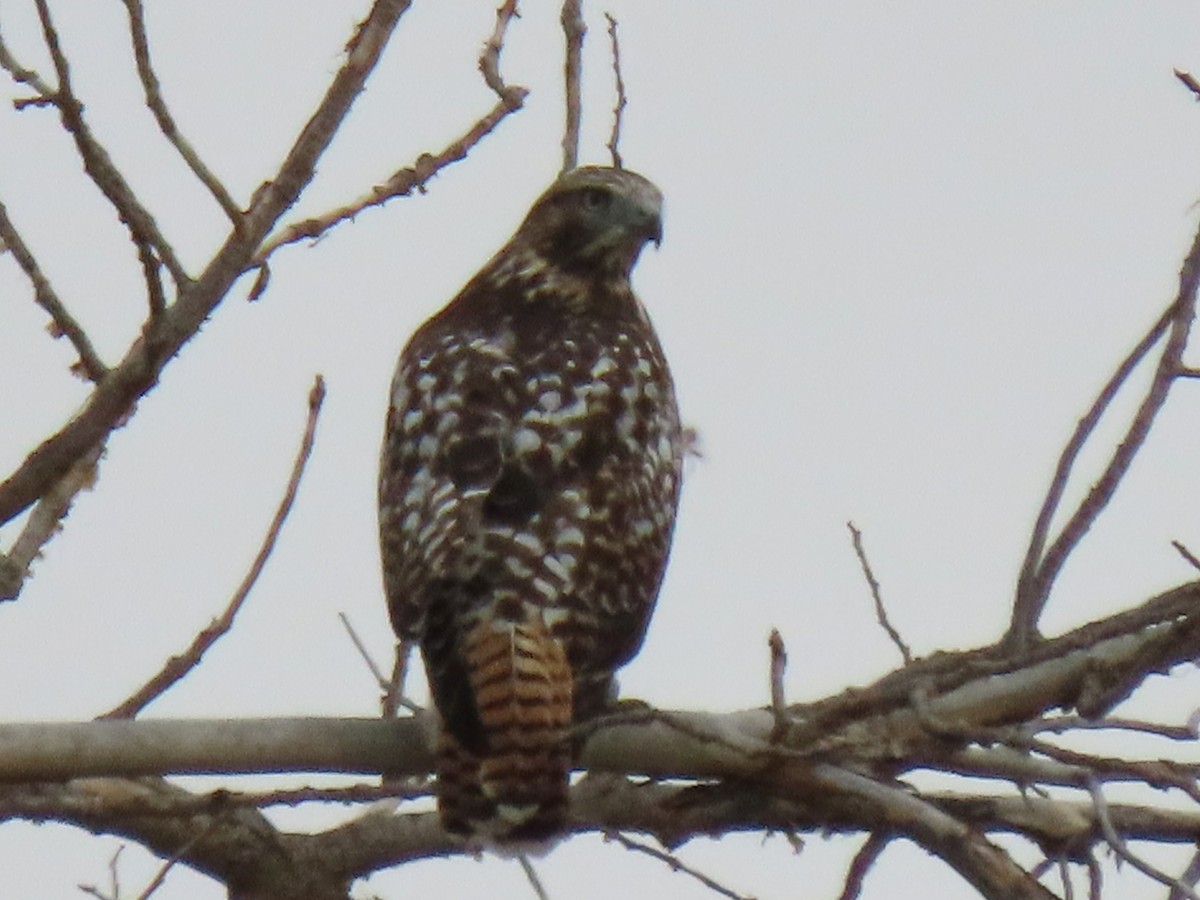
top-left (2, 2), bottom-right (1200, 897)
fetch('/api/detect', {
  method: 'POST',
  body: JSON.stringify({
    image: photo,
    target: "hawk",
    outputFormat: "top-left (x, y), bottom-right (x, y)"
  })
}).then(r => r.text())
top-left (379, 166), bottom-right (682, 846)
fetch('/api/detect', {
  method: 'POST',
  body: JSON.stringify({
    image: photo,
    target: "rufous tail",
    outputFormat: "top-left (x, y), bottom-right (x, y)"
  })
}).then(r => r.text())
top-left (436, 617), bottom-right (573, 847)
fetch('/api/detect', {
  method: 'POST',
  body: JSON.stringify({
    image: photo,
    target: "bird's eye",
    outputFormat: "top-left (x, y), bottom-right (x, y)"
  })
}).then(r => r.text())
top-left (580, 188), bottom-right (609, 210)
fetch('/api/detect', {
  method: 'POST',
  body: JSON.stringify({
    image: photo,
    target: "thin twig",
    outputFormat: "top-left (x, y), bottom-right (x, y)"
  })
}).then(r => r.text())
top-left (339, 615), bottom-right (422, 715)
top-left (1057, 857), bottom-right (1075, 900)
top-left (517, 856), bottom-right (550, 900)
top-left (609, 832), bottom-right (754, 900)
top-left (134, 238), bottom-right (166, 318)
top-left (250, 94), bottom-right (525, 269)
top-left (32, 0), bottom-right (189, 288)
top-left (121, 0), bottom-right (243, 227)
top-left (767, 628), bottom-right (788, 739)
top-left (135, 831), bottom-right (202, 900)
top-left (383, 638), bottom-right (416, 718)
top-left (1086, 855), bottom-right (1102, 900)
top-left (340, 612), bottom-right (390, 687)
top-left (1023, 714), bottom-right (1198, 742)
top-left (847, 521), bottom-right (912, 664)
top-left (0, 198), bottom-right (108, 381)
top-left (560, 0), bottom-right (585, 172)
top-left (101, 376), bottom-right (326, 719)
top-left (84, 844), bottom-right (123, 900)
top-left (1173, 540), bottom-right (1200, 572)
top-left (1176, 68), bottom-right (1200, 100)
top-left (604, 13), bottom-right (626, 169)
top-left (479, 0), bottom-right (521, 100)
top-left (0, 443), bottom-right (103, 603)
top-left (0, 28), bottom-right (56, 103)
top-left (1087, 777), bottom-right (1200, 899)
top-left (838, 833), bottom-right (889, 900)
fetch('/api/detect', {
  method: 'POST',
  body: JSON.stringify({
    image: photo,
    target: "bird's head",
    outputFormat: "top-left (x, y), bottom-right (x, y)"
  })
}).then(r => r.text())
top-left (518, 166), bottom-right (663, 278)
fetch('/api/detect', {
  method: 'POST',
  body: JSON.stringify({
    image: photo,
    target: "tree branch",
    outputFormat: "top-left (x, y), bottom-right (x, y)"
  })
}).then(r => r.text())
top-left (604, 13), bottom-right (627, 169)
top-left (0, 197), bottom-right (107, 382)
top-left (120, 0), bottom-right (243, 227)
top-left (1011, 219), bottom-right (1200, 645)
top-left (32, 0), bottom-right (189, 288)
top-left (0, 1), bottom-right (411, 528)
top-left (249, 92), bottom-right (525, 270)
top-left (0, 442), bottom-right (102, 603)
top-left (848, 520), bottom-right (912, 664)
top-left (102, 376), bottom-right (326, 719)
top-left (559, 0), bottom-right (584, 172)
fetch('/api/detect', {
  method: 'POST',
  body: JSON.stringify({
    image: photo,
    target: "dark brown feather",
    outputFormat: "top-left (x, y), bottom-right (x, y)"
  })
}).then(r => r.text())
top-left (379, 166), bottom-right (682, 847)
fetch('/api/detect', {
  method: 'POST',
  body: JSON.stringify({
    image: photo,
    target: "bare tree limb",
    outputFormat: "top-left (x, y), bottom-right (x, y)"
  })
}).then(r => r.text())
top-left (1175, 68), bottom-right (1200, 100)
top-left (0, 29), bottom-right (54, 99)
top-left (133, 237), bottom-right (166, 318)
top-left (0, 197), bottom-right (107, 382)
top-left (480, 0), bottom-right (521, 98)
top-left (608, 832), bottom-right (753, 900)
top-left (1011, 227), bottom-right (1199, 645)
top-left (806, 764), bottom-right (1059, 900)
top-left (604, 13), bottom-right (627, 169)
top-left (249, 92), bottom-right (525, 269)
top-left (1087, 778), bottom-right (1199, 900)
top-left (1173, 539), bottom-right (1200, 572)
top-left (101, 376), bottom-right (326, 719)
top-left (32, 0), bottom-right (189, 288)
top-left (767, 628), bottom-right (788, 739)
top-left (0, 442), bottom-right (102, 603)
top-left (382, 638), bottom-right (417, 718)
top-left (120, 0), bottom-right (242, 228)
top-left (847, 521), bottom-right (912, 664)
top-left (77, 844), bottom-right (124, 900)
top-left (517, 856), bottom-right (550, 900)
top-left (1169, 848), bottom-right (1200, 900)
top-left (0, 1), bottom-right (411, 528)
top-left (560, 0), bottom-right (584, 172)
top-left (839, 833), bottom-right (889, 900)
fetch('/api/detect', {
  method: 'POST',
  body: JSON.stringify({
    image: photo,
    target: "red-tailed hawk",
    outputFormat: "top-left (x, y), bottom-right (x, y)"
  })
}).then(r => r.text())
top-left (379, 166), bottom-right (682, 846)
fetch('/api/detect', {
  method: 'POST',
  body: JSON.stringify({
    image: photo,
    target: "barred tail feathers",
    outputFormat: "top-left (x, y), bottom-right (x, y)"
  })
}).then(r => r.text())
top-left (436, 616), bottom-right (573, 846)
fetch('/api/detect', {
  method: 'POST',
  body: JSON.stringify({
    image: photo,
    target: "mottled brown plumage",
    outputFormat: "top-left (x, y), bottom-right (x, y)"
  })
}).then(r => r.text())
top-left (379, 166), bottom-right (682, 847)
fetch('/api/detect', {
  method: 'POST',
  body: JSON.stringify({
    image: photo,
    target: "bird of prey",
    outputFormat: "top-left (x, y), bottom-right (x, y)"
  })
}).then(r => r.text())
top-left (379, 165), bottom-right (683, 846)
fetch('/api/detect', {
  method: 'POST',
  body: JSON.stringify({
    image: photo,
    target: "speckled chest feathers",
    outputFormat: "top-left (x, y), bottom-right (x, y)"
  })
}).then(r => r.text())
top-left (377, 166), bottom-right (683, 847)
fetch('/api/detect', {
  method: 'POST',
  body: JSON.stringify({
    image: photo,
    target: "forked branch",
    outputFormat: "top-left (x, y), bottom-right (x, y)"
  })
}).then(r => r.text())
top-left (0, 0), bottom-right (412, 528)
top-left (1010, 218), bottom-right (1200, 647)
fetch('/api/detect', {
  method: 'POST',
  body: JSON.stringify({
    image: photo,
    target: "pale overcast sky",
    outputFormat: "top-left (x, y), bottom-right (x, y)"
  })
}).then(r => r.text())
top-left (3, 3), bottom-right (1200, 898)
